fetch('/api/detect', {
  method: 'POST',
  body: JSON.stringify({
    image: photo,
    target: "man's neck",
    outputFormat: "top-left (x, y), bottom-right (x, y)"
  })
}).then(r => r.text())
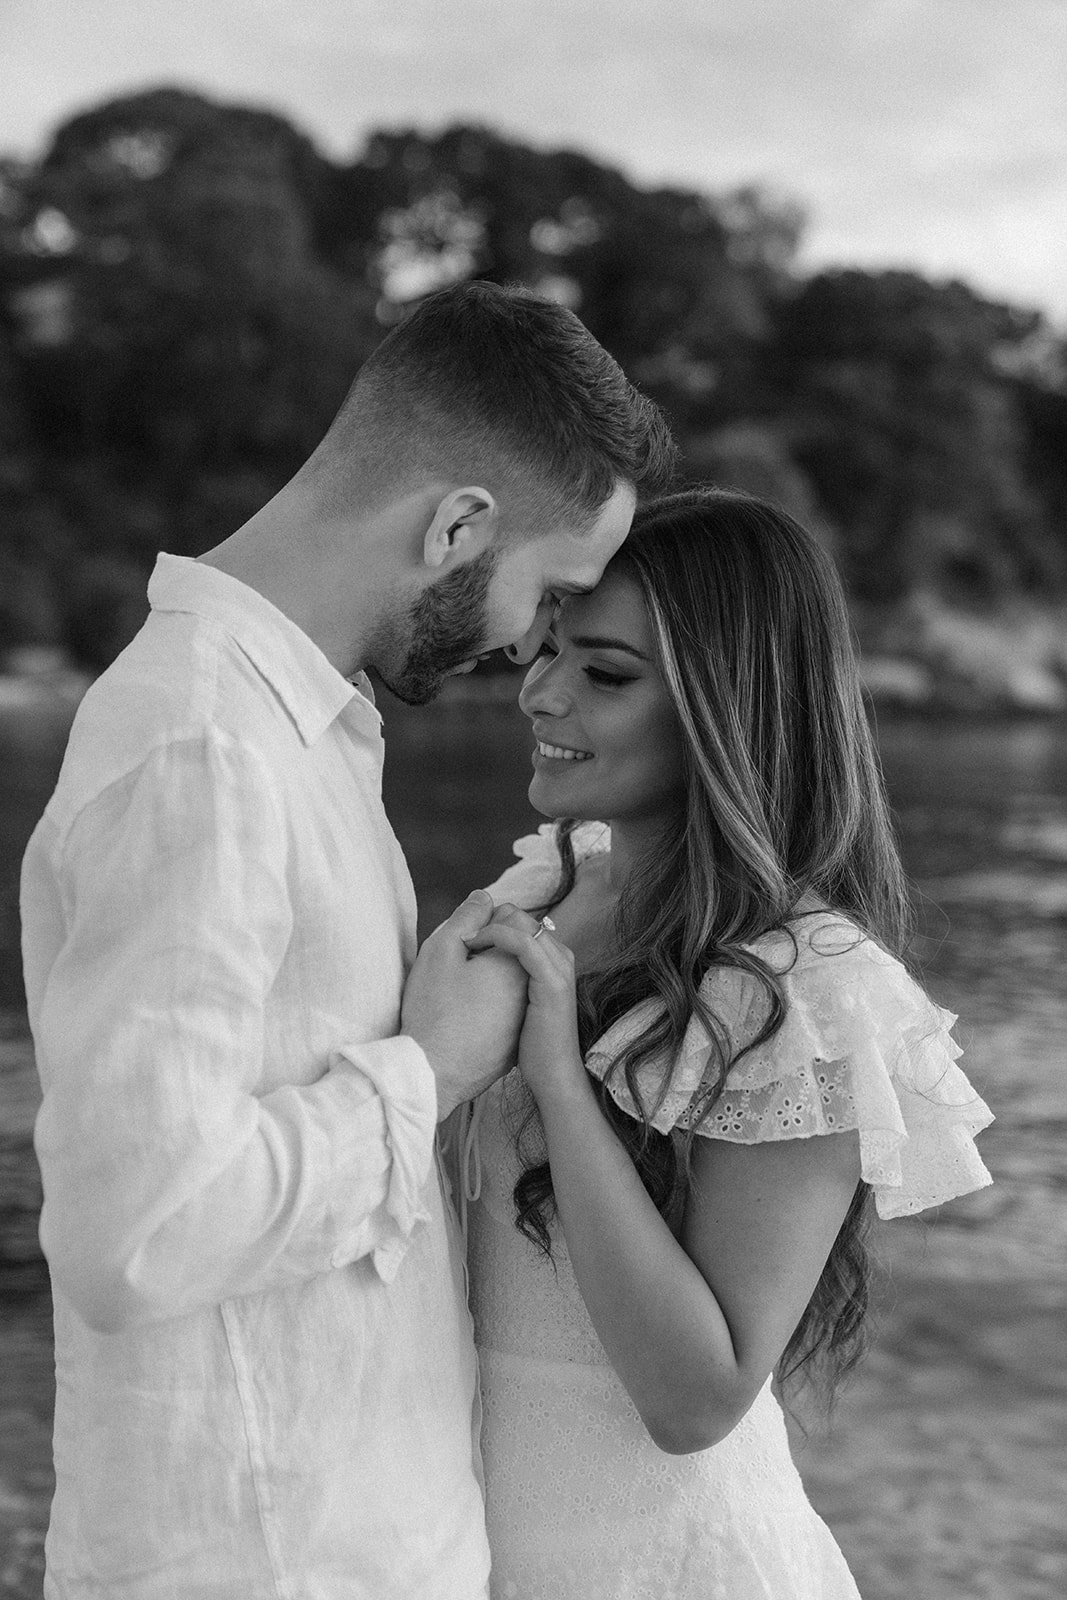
top-left (199, 492), bottom-right (376, 678)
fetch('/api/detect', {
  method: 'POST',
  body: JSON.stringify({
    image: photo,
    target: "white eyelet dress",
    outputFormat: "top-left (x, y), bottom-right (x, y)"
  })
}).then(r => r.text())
top-left (462, 823), bottom-right (994, 1600)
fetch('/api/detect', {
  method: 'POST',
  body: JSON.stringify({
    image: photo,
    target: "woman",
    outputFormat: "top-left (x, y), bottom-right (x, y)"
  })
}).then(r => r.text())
top-left (455, 488), bottom-right (993, 1599)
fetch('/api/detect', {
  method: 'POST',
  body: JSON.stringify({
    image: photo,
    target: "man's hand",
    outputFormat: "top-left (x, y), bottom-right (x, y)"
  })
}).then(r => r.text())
top-left (401, 891), bottom-right (529, 1120)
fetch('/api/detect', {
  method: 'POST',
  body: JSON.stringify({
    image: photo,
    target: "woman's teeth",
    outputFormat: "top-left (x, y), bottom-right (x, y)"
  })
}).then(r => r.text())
top-left (537, 741), bottom-right (592, 761)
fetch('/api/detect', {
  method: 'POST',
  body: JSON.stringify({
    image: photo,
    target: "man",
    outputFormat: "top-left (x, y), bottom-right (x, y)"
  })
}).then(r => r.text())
top-left (21, 281), bottom-right (676, 1599)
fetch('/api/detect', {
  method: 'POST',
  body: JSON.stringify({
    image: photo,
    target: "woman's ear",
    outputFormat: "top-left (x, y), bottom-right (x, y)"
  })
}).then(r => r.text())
top-left (423, 487), bottom-right (498, 570)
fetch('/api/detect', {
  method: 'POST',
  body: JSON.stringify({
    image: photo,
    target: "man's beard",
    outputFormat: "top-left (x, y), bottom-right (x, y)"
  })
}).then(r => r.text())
top-left (378, 545), bottom-right (499, 706)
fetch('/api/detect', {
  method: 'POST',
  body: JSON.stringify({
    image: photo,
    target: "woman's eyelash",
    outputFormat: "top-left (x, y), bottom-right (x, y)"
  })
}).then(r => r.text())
top-left (536, 640), bottom-right (631, 687)
top-left (585, 667), bottom-right (630, 687)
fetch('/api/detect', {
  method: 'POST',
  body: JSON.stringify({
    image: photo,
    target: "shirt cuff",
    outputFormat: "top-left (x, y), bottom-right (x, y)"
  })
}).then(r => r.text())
top-left (329, 1036), bottom-right (438, 1282)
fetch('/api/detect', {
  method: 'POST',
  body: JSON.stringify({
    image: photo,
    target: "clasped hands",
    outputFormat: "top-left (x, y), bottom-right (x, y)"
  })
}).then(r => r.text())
top-left (400, 889), bottom-right (582, 1120)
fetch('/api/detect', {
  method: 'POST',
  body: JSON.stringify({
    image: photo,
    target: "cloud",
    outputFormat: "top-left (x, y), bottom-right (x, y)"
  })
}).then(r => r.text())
top-left (2, 0), bottom-right (1064, 318)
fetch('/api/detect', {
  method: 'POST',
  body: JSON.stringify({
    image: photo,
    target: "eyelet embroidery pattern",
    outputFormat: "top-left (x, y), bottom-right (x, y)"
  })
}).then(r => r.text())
top-left (685, 1059), bottom-right (856, 1140)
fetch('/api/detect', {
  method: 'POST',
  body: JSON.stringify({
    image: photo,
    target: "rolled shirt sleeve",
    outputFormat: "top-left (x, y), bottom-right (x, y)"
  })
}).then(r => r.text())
top-left (29, 730), bottom-right (437, 1333)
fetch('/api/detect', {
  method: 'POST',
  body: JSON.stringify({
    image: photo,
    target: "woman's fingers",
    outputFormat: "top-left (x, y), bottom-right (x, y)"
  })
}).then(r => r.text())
top-left (465, 900), bottom-right (543, 951)
top-left (465, 921), bottom-right (574, 986)
top-left (490, 901), bottom-right (543, 934)
top-left (462, 901), bottom-right (573, 992)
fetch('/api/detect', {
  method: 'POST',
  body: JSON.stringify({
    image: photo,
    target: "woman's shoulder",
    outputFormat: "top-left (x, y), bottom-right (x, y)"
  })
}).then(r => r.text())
top-left (709, 913), bottom-right (951, 1098)
top-left (484, 820), bottom-right (611, 909)
top-left (746, 909), bottom-right (886, 974)
top-left (581, 910), bottom-right (897, 1093)
top-left (740, 912), bottom-right (931, 1040)
top-left (675, 913), bottom-right (893, 1040)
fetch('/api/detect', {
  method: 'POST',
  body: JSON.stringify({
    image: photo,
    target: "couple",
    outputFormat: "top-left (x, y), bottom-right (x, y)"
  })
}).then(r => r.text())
top-left (21, 282), bottom-right (993, 1599)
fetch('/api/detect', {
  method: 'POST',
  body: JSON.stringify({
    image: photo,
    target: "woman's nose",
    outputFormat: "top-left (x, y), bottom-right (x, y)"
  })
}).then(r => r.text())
top-left (518, 655), bottom-right (571, 718)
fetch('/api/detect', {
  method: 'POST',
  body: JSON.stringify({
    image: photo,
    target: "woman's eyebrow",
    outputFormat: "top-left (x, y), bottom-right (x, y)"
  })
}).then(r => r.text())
top-left (568, 633), bottom-right (651, 661)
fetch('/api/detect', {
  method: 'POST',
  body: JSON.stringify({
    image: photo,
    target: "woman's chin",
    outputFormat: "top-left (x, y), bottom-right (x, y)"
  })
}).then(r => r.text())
top-left (528, 774), bottom-right (597, 821)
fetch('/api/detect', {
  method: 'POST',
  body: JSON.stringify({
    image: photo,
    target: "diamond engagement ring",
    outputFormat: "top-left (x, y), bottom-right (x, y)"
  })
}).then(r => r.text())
top-left (531, 915), bottom-right (556, 941)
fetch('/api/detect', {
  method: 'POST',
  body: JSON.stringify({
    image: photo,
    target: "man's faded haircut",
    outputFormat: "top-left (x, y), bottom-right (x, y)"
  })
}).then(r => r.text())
top-left (310, 281), bottom-right (678, 531)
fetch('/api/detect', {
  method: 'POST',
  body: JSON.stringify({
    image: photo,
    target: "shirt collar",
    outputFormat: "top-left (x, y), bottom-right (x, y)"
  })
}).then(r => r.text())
top-left (148, 554), bottom-right (380, 745)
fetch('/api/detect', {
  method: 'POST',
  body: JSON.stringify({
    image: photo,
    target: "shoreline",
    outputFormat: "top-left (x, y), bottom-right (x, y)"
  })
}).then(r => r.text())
top-left (5, 590), bottom-right (1067, 722)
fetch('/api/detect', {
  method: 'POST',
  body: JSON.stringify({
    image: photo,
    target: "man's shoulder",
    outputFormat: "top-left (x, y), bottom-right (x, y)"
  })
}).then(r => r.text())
top-left (45, 611), bottom-right (292, 845)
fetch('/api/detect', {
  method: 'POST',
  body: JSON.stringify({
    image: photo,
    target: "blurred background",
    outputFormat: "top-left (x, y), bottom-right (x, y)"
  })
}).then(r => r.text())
top-left (1, 3), bottom-right (1065, 1596)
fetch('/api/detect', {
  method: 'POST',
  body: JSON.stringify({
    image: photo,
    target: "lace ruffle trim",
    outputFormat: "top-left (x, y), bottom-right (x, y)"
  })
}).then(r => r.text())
top-left (488, 821), bottom-right (610, 910)
top-left (591, 1040), bottom-right (993, 1219)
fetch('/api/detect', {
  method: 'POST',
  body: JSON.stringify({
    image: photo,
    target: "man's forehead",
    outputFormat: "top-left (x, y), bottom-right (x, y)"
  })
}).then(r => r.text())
top-left (550, 481), bottom-right (635, 544)
top-left (589, 480), bottom-right (637, 543)
top-left (541, 483), bottom-right (636, 585)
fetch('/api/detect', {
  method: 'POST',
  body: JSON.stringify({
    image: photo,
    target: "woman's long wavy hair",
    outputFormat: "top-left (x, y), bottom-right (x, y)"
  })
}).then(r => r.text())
top-left (512, 487), bottom-right (912, 1402)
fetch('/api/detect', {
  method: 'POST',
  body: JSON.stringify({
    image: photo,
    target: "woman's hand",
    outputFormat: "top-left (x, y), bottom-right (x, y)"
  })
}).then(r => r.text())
top-left (465, 903), bottom-right (585, 1105)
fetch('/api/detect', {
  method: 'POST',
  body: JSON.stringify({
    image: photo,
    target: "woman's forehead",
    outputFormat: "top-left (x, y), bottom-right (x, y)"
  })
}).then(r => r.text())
top-left (556, 567), bottom-right (649, 647)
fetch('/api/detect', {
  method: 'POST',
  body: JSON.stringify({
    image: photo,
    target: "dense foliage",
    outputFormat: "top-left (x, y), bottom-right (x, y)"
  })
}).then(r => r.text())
top-left (1, 87), bottom-right (1065, 670)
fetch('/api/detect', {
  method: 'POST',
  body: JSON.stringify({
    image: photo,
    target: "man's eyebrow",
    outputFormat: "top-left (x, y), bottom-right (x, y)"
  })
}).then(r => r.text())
top-left (568, 633), bottom-right (651, 661)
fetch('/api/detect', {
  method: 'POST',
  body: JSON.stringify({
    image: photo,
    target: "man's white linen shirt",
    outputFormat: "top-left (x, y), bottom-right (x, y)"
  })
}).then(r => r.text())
top-left (20, 555), bottom-right (489, 1599)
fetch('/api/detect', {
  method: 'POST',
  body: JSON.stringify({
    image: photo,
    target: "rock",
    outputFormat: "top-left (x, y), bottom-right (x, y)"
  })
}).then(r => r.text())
top-left (0, 1038), bottom-right (41, 1141)
top-left (861, 595), bottom-right (1067, 714)
top-left (0, 1034), bottom-right (43, 1268)
top-left (859, 656), bottom-right (934, 706)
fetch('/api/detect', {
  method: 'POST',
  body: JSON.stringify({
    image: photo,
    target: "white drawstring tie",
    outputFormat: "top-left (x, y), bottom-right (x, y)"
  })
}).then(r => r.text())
top-left (439, 1093), bottom-right (486, 1246)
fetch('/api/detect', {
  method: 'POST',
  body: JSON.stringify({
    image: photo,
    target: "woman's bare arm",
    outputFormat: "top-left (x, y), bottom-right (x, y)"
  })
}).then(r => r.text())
top-left (535, 1066), bottom-right (860, 1451)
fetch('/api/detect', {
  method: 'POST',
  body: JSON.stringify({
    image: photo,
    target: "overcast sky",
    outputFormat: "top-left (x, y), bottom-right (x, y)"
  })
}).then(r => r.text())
top-left (3, 0), bottom-right (1066, 322)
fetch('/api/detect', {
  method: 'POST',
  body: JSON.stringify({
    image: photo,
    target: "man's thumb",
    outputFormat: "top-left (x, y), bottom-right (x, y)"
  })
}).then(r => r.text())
top-left (450, 888), bottom-right (495, 936)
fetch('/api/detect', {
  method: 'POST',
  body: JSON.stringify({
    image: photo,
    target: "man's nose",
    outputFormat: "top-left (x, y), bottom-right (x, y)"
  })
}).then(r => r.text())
top-left (505, 597), bottom-right (555, 666)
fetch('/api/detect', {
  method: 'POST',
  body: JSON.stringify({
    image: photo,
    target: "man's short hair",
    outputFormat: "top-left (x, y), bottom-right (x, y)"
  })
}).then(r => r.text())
top-left (311, 281), bottom-right (678, 532)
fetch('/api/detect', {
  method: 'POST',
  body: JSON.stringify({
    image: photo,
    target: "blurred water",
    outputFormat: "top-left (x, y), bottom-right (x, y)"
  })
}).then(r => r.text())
top-left (1, 686), bottom-right (1065, 1598)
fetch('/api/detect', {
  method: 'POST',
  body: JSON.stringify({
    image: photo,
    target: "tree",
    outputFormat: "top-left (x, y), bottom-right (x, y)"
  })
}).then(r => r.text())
top-left (3, 88), bottom-right (1064, 676)
top-left (771, 270), bottom-right (1058, 602)
top-left (12, 89), bottom-right (378, 544)
top-left (323, 124), bottom-right (800, 432)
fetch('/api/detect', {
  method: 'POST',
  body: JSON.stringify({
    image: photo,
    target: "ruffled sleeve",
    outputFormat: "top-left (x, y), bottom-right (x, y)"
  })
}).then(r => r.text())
top-left (585, 916), bottom-right (993, 1220)
top-left (484, 820), bottom-right (610, 911)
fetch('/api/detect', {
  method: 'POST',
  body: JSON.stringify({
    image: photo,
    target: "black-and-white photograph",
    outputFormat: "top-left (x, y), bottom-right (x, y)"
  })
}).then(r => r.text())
top-left (1, 4), bottom-right (1064, 1597)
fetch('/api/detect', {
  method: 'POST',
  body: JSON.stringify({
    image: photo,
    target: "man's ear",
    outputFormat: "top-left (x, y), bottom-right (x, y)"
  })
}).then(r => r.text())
top-left (422, 487), bottom-right (497, 570)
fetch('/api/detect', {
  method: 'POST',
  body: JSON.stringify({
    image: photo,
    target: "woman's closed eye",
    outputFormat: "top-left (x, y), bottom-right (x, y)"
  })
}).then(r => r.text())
top-left (584, 665), bottom-right (634, 688)
top-left (536, 639), bottom-right (634, 689)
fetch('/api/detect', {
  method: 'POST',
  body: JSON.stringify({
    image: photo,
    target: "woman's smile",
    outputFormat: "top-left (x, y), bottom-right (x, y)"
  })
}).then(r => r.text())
top-left (533, 738), bottom-right (595, 763)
